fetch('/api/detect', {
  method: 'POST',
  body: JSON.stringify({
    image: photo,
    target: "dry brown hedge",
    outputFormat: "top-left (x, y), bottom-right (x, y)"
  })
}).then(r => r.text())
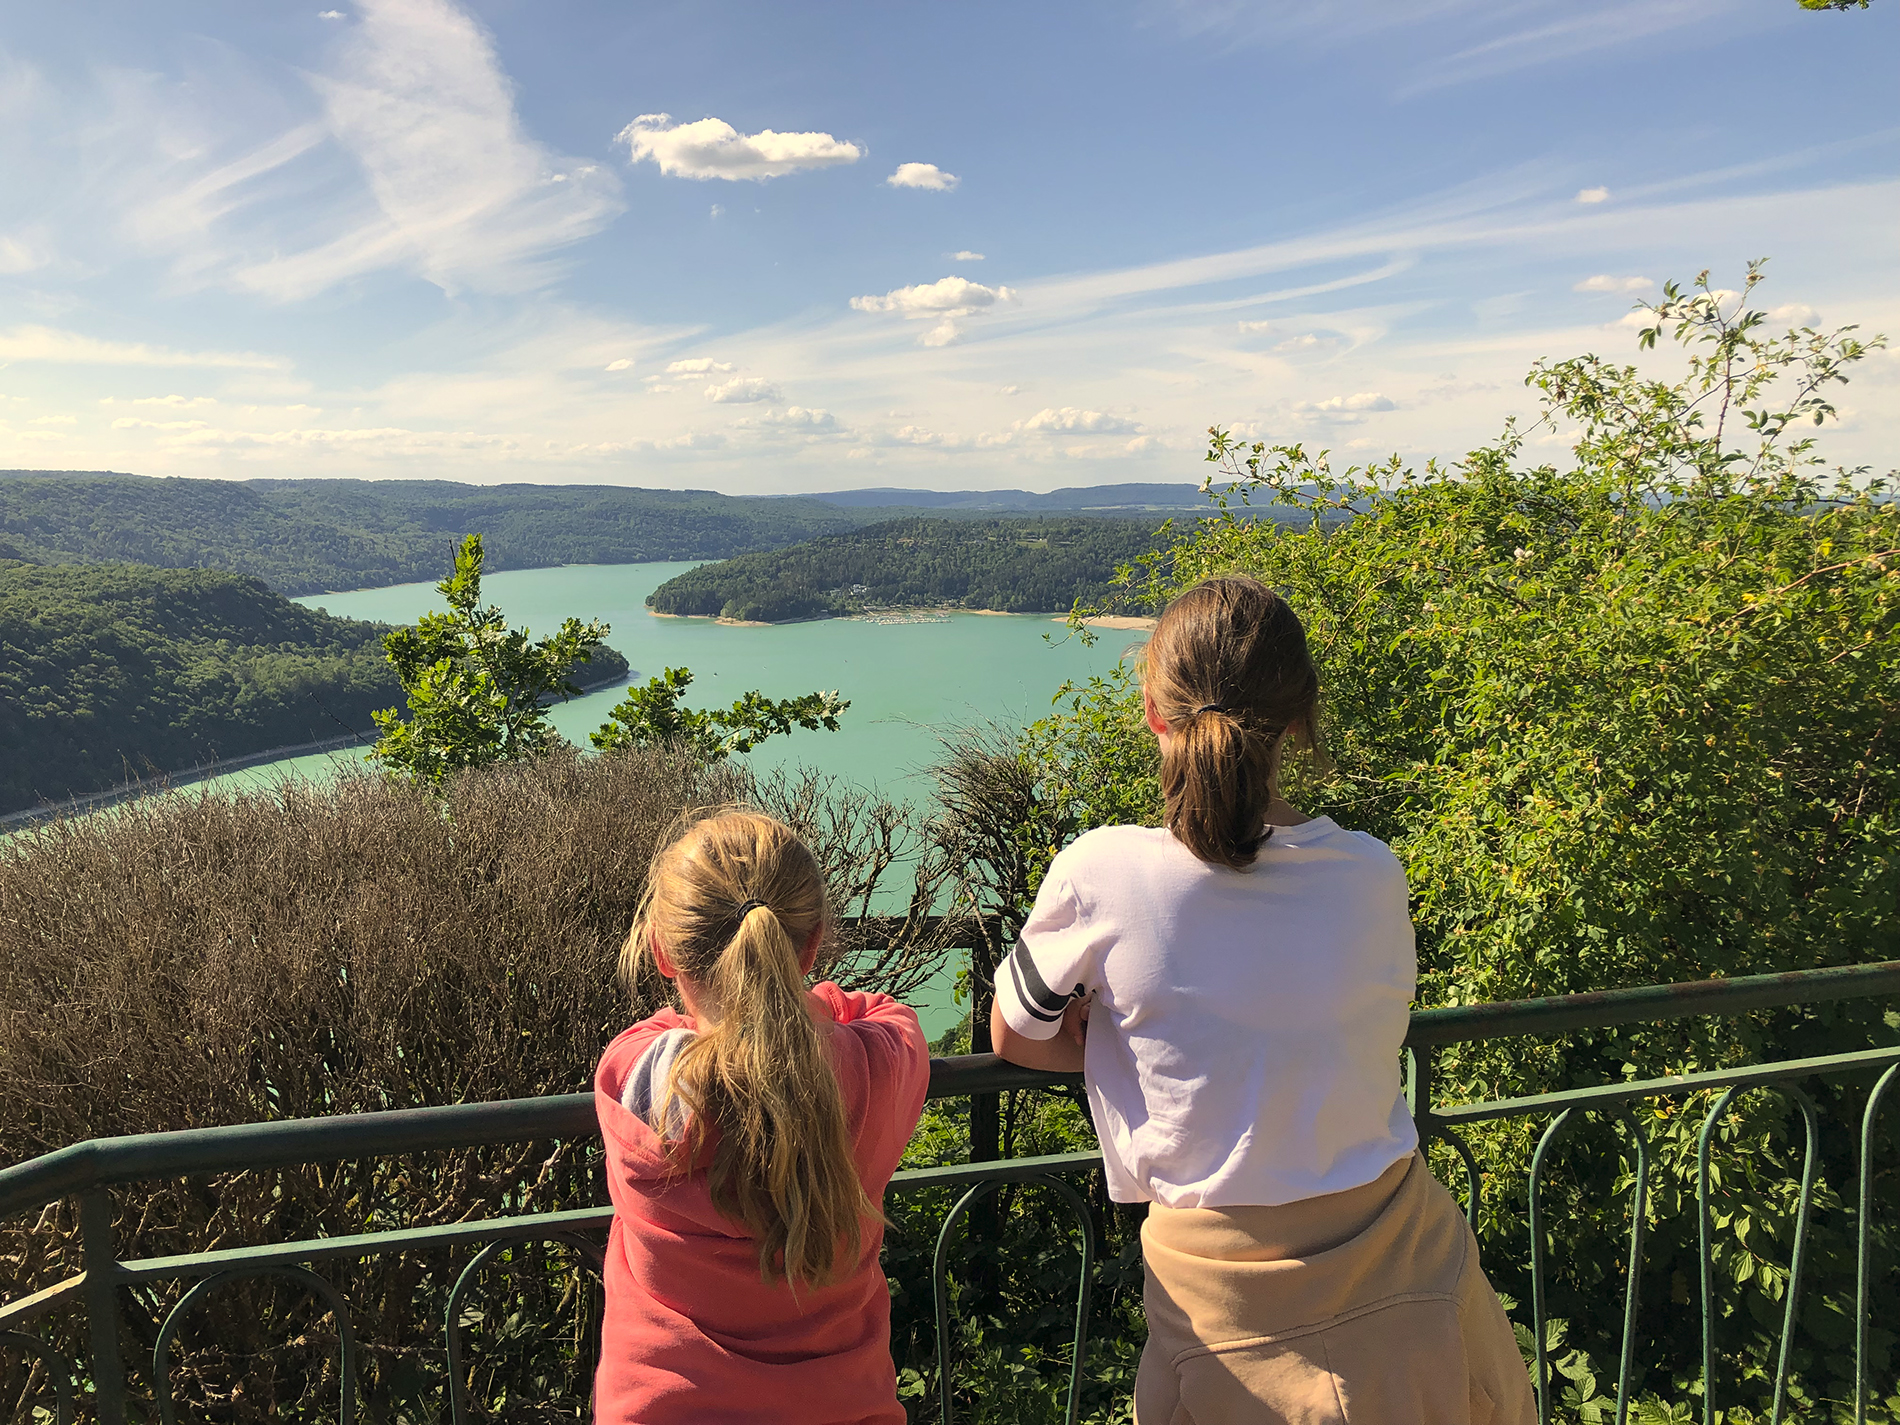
top-left (0, 748), bottom-right (956, 1422)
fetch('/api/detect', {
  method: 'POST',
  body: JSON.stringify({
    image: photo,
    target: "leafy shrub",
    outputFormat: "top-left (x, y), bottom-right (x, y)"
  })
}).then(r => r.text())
top-left (1007, 266), bottom-right (1900, 1417)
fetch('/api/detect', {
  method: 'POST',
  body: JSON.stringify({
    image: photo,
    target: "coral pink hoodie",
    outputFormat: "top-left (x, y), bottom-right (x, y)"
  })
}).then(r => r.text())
top-left (593, 983), bottom-right (930, 1425)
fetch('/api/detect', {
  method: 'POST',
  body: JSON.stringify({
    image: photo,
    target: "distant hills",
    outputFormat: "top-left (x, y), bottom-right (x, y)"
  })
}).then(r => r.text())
top-left (791, 483), bottom-right (1209, 512)
top-left (0, 471), bottom-right (1220, 596)
top-left (646, 517), bottom-right (1170, 624)
top-left (0, 474), bottom-right (880, 596)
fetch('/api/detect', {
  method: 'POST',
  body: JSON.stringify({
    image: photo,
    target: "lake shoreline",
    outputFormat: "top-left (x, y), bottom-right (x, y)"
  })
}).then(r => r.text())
top-left (2, 667), bottom-right (633, 829)
top-left (648, 604), bottom-right (1155, 629)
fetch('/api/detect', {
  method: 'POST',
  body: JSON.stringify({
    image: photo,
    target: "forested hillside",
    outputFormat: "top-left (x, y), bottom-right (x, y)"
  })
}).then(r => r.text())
top-left (645, 517), bottom-right (1170, 622)
top-left (0, 560), bottom-right (627, 815)
top-left (0, 475), bottom-right (880, 596)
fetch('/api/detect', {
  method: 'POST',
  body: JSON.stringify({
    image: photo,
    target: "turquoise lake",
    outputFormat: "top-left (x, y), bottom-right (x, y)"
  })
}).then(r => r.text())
top-left (202, 561), bottom-right (1143, 1037)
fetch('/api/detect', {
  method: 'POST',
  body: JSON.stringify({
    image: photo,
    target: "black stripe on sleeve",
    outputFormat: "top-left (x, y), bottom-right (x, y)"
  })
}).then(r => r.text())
top-left (1007, 940), bottom-right (1069, 1022)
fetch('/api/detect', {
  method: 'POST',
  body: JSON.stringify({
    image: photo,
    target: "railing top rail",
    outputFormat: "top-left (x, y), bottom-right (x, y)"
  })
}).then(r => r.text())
top-left (3, 958), bottom-right (1893, 1223)
top-left (1402, 957), bottom-right (1900, 1046)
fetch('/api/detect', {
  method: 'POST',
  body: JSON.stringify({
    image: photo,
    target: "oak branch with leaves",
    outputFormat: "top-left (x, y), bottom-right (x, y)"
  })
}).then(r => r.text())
top-left (590, 666), bottom-right (848, 763)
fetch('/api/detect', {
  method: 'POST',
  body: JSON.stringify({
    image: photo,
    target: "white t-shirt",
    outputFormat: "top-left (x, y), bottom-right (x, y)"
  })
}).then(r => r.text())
top-left (994, 818), bottom-right (1418, 1209)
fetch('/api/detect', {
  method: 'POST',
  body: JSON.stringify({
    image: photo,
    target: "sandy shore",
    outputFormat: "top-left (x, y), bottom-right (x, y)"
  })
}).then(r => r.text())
top-left (651, 604), bottom-right (1150, 628)
top-left (1059, 614), bottom-right (1156, 631)
top-left (647, 609), bottom-right (826, 628)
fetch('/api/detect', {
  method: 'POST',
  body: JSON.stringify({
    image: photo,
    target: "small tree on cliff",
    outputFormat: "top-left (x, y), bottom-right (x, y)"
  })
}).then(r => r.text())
top-left (371, 534), bottom-right (610, 783)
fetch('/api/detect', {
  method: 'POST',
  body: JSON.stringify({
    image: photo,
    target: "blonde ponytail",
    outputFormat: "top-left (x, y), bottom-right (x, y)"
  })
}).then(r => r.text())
top-left (623, 811), bottom-right (874, 1288)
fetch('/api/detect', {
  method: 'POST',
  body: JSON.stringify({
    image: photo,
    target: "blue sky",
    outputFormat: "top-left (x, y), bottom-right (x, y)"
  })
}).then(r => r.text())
top-left (0, 0), bottom-right (1894, 493)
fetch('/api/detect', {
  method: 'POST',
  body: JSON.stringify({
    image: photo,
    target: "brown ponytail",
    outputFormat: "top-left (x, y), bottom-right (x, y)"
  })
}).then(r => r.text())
top-left (1144, 577), bottom-right (1319, 869)
top-left (621, 811), bottom-right (874, 1288)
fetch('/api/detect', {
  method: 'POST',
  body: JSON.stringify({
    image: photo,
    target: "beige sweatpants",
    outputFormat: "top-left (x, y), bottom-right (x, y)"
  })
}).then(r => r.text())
top-left (1135, 1154), bottom-right (1536, 1425)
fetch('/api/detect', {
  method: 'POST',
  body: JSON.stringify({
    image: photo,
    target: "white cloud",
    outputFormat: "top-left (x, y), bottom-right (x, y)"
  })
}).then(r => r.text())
top-left (952, 250), bottom-right (985, 261)
top-left (1574, 274), bottom-right (1653, 292)
top-left (852, 276), bottom-right (1019, 348)
top-left (749, 405), bottom-right (839, 430)
top-left (665, 357), bottom-right (735, 375)
top-left (0, 325), bottom-right (288, 369)
top-left (1298, 392), bottom-right (1397, 414)
top-left (709, 204), bottom-right (725, 218)
top-left (29, 414), bottom-right (77, 425)
top-left (891, 425), bottom-right (958, 447)
top-left (705, 376), bottom-right (780, 403)
top-left (1237, 319), bottom-right (1272, 334)
top-left (319, 9), bottom-right (346, 18)
top-left (1023, 407), bottom-right (1141, 435)
top-left (1767, 303), bottom-right (1821, 328)
top-left (1576, 186), bottom-right (1611, 204)
top-left (236, 0), bottom-right (622, 300)
top-left (998, 385), bottom-right (1022, 395)
top-left (887, 163), bottom-right (959, 191)
top-left (851, 275), bottom-right (1016, 318)
top-left (133, 394), bottom-right (220, 407)
top-left (604, 358), bottom-right (633, 371)
top-left (619, 114), bottom-right (862, 182)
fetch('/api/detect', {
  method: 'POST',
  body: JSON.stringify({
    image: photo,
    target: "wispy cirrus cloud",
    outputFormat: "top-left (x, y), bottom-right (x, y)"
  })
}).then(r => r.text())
top-left (1574, 273), bottom-right (1652, 292)
top-left (1155, 0), bottom-right (1761, 99)
top-left (0, 325), bottom-right (289, 369)
top-left (238, 0), bottom-right (622, 299)
top-left (0, 0), bottom-right (622, 303)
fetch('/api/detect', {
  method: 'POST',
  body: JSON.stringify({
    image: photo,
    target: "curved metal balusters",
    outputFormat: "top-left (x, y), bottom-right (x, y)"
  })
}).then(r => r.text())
top-left (1527, 1108), bottom-right (1575, 1425)
top-left (1857, 1063), bottom-right (1898, 1425)
top-left (444, 1232), bottom-right (604, 1425)
top-left (152, 1265), bottom-right (357, 1425)
top-left (1696, 1083), bottom-right (1820, 1425)
top-left (1435, 1124), bottom-right (1484, 1226)
top-left (932, 1173), bottom-right (1095, 1425)
top-left (1526, 1108), bottom-right (1651, 1425)
top-left (0, 1329), bottom-right (77, 1425)
top-left (1611, 1110), bottom-right (1650, 1425)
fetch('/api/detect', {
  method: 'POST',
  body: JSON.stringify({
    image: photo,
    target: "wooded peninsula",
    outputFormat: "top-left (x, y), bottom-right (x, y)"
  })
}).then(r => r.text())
top-left (644, 516), bottom-right (1171, 622)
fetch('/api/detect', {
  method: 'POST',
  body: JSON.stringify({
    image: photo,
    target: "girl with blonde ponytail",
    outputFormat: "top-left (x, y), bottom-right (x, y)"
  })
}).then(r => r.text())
top-left (993, 577), bottom-right (1534, 1424)
top-left (593, 810), bottom-right (929, 1425)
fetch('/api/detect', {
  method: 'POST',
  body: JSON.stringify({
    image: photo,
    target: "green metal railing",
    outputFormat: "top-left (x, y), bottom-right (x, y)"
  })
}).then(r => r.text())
top-left (3, 960), bottom-right (1898, 1425)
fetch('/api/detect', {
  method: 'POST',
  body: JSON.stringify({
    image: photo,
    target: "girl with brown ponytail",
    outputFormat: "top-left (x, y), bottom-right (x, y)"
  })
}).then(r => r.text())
top-left (993, 577), bottom-right (1533, 1425)
top-left (593, 810), bottom-right (930, 1425)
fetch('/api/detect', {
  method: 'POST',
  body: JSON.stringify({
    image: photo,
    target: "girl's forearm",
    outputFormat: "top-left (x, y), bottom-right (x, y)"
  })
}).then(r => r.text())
top-left (989, 1001), bottom-right (1086, 1073)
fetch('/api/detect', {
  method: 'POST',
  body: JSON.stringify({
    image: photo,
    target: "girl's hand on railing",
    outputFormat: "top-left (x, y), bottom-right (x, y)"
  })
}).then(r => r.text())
top-left (1062, 996), bottom-right (1090, 1047)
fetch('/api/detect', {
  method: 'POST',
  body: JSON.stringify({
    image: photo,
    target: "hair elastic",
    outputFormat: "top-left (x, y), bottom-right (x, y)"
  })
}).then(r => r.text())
top-left (1193, 703), bottom-right (1227, 715)
top-left (732, 898), bottom-right (770, 918)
